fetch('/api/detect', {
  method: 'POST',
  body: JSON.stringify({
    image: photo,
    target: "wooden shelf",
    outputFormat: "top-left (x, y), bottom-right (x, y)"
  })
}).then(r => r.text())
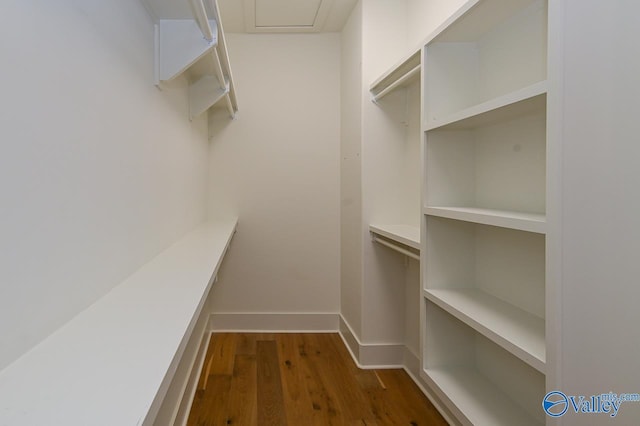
top-left (425, 81), bottom-right (547, 131)
top-left (424, 368), bottom-right (542, 426)
top-left (370, 50), bottom-right (421, 102)
top-left (425, 289), bottom-right (545, 372)
top-left (424, 207), bottom-right (545, 234)
top-left (369, 224), bottom-right (420, 250)
top-left (145, 0), bottom-right (238, 119)
top-left (0, 219), bottom-right (237, 425)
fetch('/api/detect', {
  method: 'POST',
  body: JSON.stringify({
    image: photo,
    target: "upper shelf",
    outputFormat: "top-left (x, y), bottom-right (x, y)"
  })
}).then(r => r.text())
top-left (143, 0), bottom-right (238, 120)
top-left (370, 50), bottom-right (421, 102)
top-left (370, 224), bottom-right (420, 250)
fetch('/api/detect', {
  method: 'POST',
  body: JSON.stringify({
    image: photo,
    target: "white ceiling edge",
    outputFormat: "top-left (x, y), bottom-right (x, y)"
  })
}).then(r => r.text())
top-left (141, 0), bottom-right (357, 33)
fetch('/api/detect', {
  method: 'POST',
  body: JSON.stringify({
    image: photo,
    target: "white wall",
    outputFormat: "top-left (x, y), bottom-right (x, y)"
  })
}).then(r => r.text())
top-left (0, 1), bottom-right (209, 371)
top-left (558, 1), bottom-right (640, 423)
top-left (406, 0), bottom-right (467, 48)
top-left (340, 2), bottom-right (364, 338)
top-left (207, 33), bottom-right (341, 317)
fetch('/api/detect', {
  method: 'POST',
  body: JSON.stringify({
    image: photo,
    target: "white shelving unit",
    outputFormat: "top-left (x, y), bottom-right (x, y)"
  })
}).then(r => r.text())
top-left (368, 47), bottom-right (423, 260)
top-left (370, 50), bottom-right (421, 102)
top-left (421, 0), bottom-right (549, 423)
top-left (144, 0), bottom-right (238, 120)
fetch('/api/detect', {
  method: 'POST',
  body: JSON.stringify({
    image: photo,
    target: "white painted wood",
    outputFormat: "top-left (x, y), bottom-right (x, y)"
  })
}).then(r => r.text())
top-left (421, 1), bottom-right (550, 423)
top-left (0, 219), bottom-right (237, 426)
top-left (189, 75), bottom-right (228, 120)
top-left (370, 50), bottom-right (421, 101)
top-left (244, 0), bottom-right (334, 33)
top-left (372, 236), bottom-right (420, 261)
top-left (369, 224), bottom-right (420, 250)
top-left (425, 81), bottom-right (546, 131)
top-left (426, 217), bottom-right (545, 320)
top-left (157, 19), bottom-right (217, 82)
top-left (424, 207), bottom-right (545, 234)
top-left (150, 0), bottom-right (238, 119)
top-left (425, 0), bottom-right (547, 122)
top-left (424, 368), bottom-right (542, 426)
top-left (424, 304), bottom-right (545, 425)
top-left (426, 108), bottom-right (546, 215)
top-left (425, 288), bottom-right (545, 372)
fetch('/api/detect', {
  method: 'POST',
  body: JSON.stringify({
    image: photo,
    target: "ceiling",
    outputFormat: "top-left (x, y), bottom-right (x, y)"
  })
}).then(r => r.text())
top-left (220, 0), bottom-right (358, 33)
top-left (143, 0), bottom-right (358, 33)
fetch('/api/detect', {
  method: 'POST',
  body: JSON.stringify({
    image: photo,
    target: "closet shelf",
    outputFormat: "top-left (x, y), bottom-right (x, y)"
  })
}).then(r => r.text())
top-left (423, 368), bottom-right (542, 426)
top-left (147, 0), bottom-right (238, 120)
top-left (370, 50), bottom-right (421, 102)
top-left (425, 289), bottom-right (545, 373)
top-left (369, 224), bottom-right (420, 250)
top-left (425, 81), bottom-right (547, 131)
top-left (424, 207), bottom-right (546, 234)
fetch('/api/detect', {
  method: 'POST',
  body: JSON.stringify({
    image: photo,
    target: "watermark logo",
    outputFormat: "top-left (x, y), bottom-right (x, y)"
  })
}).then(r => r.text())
top-left (543, 391), bottom-right (640, 418)
top-left (543, 391), bottom-right (569, 417)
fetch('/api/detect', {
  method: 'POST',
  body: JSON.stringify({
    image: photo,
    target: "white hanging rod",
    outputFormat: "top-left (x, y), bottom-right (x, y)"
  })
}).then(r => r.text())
top-left (189, 0), bottom-right (236, 118)
top-left (189, 0), bottom-right (215, 42)
top-left (372, 235), bottom-right (420, 261)
top-left (372, 64), bottom-right (421, 102)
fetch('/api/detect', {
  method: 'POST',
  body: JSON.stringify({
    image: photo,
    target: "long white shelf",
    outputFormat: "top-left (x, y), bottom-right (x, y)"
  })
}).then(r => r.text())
top-left (369, 224), bottom-right (420, 250)
top-left (0, 219), bottom-right (237, 426)
top-left (425, 81), bottom-right (547, 131)
top-left (424, 367), bottom-right (542, 426)
top-left (425, 288), bottom-right (545, 373)
top-left (424, 206), bottom-right (546, 234)
top-left (370, 50), bottom-right (421, 102)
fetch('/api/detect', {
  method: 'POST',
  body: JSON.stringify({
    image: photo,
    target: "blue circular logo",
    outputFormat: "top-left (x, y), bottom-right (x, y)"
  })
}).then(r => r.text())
top-left (543, 391), bottom-right (569, 417)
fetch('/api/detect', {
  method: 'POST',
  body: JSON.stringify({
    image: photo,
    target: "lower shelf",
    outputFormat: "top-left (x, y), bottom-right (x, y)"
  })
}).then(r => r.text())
top-left (424, 368), bottom-right (542, 426)
top-left (424, 301), bottom-right (545, 425)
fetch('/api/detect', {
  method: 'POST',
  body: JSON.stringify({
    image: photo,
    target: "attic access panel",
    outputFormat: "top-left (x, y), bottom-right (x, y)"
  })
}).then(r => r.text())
top-left (244, 0), bottom-right (334, 32)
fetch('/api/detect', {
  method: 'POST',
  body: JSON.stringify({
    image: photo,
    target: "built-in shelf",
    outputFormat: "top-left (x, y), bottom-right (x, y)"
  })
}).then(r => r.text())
top-left (370, 224), bottom-right (420, 261)
top-left (370, 50), bottom-right (421, 102)
top-left (424, 207), bottom-right (545, 234)
top-left (425, 289), bottom-right (545, 372)
top-left (425, 81), bottom-right (547, 131)
top-left (369, 224), bottom-right (420, 250)
top-left (424, 368), bottom-right (542, 426)
top-left (145, 0), bottom-right (238, 120)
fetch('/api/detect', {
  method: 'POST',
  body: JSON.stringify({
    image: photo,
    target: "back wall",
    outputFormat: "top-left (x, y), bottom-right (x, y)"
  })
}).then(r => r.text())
top-left (207, 33), bottom-right (341, 322)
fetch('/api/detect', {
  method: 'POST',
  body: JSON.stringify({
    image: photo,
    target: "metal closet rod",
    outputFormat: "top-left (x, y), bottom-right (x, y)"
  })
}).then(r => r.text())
top-left (188, 0), bottom-right (236, 118)
top-left (372, 235), bottom-right (420, 261)
top-left (372, 64), bottom-right (420, 102)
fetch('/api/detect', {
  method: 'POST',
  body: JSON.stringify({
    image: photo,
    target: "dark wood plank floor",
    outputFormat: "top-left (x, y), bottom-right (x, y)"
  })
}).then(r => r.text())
top-left (187, 333), bottom-right (448, 426)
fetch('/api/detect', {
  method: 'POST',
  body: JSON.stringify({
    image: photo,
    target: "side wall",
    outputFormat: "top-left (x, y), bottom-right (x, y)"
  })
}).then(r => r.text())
top-left (207, 33), bottom-right (341, 322)
top-left (559, 1), bottom-right (640, 423)
top-left (340, 1), bottom-right (364, 340)
top-left (0, 0), bottom-right (209, 370)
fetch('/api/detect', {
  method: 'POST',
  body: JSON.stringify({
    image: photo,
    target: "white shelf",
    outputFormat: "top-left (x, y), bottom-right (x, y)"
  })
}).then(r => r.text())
top-left (146, 0), bottom-right (238, 119)
top-left (0, 219), bottom-right (237, 426)
top-left (425, 289), bottom-right (545, 372)
top-left (370, 50), bottom-right (421, 102)
top-left (424, 368), bottom-right (542, 426)
top-left (424, 207), bottom-right (545, 234)
top-left (425, 81), bottom-right (547, 131)
top-left (369, 224), bottom-right (420, 250)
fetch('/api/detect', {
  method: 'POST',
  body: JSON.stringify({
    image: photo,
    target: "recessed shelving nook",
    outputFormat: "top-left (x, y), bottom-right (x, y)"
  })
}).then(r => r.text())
top-left (145, 0), bottom-right (238, 121)
top-left (368, 48), bottom-right (422, 259)
top-left (421, 0), bottom-right (549, 424)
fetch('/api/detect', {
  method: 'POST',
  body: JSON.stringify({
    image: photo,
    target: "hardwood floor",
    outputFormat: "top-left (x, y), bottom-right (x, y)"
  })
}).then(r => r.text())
top-left (187, 333), bottom-right (448, 426)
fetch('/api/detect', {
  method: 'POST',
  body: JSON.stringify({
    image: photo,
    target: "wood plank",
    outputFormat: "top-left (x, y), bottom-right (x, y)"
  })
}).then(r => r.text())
top-left (207, 333), bottom-right (238, 375)
top-left (188, 333), bottom-right (447, 426)
top-left (226, 355), bottom-right (258, 426)
top-left (257, 340), bottom-right (288, 426)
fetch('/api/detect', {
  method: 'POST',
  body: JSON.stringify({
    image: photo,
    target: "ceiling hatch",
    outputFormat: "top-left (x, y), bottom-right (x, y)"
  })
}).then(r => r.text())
top-left (244, 0), bottom-right (334, 32)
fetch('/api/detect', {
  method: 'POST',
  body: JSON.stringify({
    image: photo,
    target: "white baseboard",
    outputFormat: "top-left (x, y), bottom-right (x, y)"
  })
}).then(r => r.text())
top-left (338, 315), bottom-right (404, 368)
top-left (209, 312), bottom-right (339, 332)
